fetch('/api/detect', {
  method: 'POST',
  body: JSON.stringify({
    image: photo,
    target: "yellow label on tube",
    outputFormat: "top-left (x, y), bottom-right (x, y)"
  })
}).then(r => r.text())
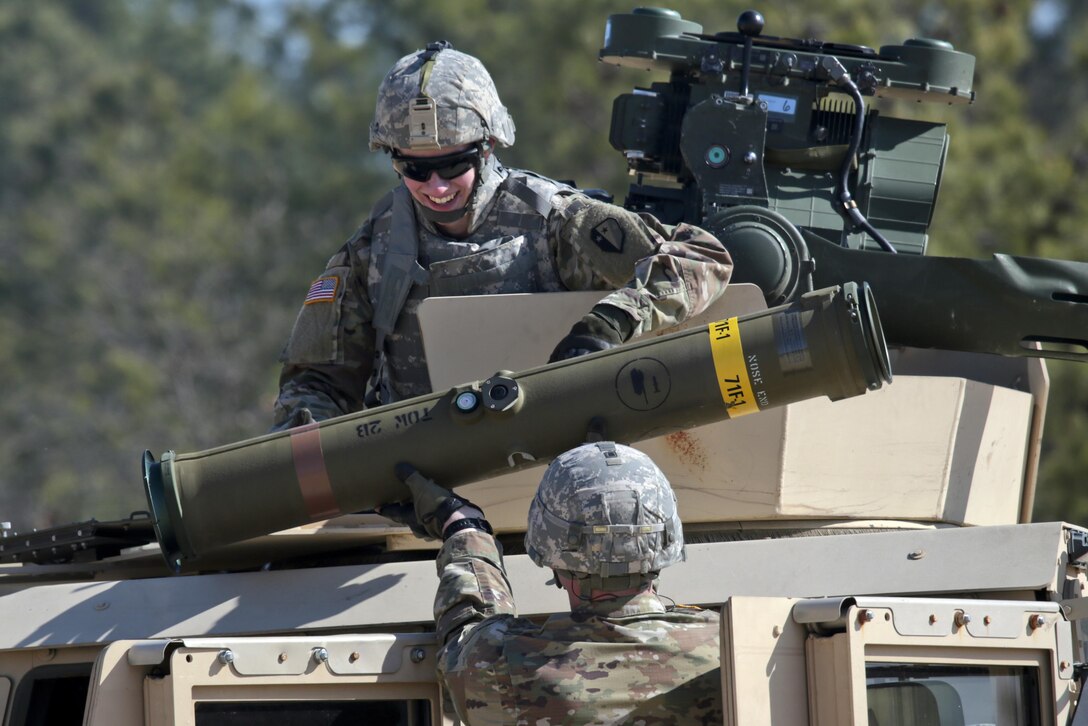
top-left (708, 317), bottom-right (759, 417)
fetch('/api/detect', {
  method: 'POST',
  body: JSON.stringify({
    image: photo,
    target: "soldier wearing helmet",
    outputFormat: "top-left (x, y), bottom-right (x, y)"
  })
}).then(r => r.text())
top-left (381, 442), bottom-right (722, 724)
top-left (273, 44), bottom-right (733, 429)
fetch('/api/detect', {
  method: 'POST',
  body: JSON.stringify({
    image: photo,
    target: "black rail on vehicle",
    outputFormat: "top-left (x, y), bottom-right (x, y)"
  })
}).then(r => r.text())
top-left (0, 513), bottom-right (156, 565)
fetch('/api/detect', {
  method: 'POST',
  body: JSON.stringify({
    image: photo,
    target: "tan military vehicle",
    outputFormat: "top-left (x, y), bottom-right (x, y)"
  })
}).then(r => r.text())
top-left (2, 8), bottom-right (1087, 726)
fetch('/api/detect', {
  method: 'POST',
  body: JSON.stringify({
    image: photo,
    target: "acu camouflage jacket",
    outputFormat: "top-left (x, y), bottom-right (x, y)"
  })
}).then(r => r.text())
top-left (273, 164), bottom-right (732, 429)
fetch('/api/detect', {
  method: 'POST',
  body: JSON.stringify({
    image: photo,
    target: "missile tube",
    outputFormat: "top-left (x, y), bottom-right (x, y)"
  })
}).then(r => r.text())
top-left (144, 282), bottom-right (890, 570)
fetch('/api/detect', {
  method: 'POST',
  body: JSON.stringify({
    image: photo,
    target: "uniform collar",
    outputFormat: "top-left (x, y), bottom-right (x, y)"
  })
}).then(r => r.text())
top-left (570, 590), bottom-right (668, 620)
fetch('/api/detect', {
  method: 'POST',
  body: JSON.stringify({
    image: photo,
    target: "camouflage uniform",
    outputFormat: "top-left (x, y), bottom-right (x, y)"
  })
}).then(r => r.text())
top-left (272, 45), bottom-right (732, 428)
top-left (273, 171), bottom-right (732, 426)
top-left (434, 530), bottom-right (723, 726)
top-left (426, 442), bottom-right (722, 725)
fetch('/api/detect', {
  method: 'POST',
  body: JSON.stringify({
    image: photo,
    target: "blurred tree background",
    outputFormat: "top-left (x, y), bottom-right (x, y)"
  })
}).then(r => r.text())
top-left (1, 0), bottom-right (1085, 529)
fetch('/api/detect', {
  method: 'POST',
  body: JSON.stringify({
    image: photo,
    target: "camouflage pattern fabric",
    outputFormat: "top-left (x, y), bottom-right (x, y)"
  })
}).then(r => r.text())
top-left (434, 529), bottom-right (723, 725)
top-left (369, 47), bottom-right (516, 151)
top-left (272, 165), bottom-right (733, 430)
top-left (525, 442), bottom-right (685, 580)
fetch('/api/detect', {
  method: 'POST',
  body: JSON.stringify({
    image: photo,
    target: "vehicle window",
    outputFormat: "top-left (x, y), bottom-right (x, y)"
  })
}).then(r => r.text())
top-left (866, 663), bottom-right (1040, 726)
top-left (8, 664), bottom-right (92, 726)
top-left (194, 699), bottom-right (432, 725)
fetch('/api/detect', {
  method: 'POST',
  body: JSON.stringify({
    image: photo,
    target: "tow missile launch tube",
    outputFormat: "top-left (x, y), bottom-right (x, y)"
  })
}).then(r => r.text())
top-left (144, 282), bottom-right (890, 570)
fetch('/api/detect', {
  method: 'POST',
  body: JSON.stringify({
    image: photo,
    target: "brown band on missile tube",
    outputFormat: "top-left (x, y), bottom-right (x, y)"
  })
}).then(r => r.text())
top-left (289, 423), bottom-right (341, 520)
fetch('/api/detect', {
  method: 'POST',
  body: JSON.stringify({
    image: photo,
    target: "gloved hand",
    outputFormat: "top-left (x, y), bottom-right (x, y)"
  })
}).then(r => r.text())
top-left (378, 463), bottom-right (482, 540)
top-left (548, 304), bottom-right (635, 363)
top-left (290, 408), bottom-right (316, 427)
top-left (269, 407), bottom-right (315, 433)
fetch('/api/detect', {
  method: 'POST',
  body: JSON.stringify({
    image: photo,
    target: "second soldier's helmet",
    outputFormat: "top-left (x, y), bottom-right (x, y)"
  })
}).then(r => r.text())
top-left (525, 442), bottom-right (685, 584)
top-left (369, 42), bottom-right (516, 152)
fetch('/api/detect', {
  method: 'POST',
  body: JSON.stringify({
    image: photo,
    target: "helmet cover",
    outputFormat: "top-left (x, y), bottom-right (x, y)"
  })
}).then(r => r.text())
top-left (369, 44), bottom-right (516, 152)
top-left (525, 442), bottom-right (685, 579)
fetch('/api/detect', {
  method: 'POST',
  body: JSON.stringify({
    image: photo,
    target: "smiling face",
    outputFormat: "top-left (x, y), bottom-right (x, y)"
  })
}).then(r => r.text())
top-left (395, 144), bottom-right (480, 236)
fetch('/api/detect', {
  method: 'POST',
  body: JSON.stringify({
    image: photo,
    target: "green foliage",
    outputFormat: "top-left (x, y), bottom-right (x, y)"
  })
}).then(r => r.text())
top-left (1, 0), bottom-right (1086, 528)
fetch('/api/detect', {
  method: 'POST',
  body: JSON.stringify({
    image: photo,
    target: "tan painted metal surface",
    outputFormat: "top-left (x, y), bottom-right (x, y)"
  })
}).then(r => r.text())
top-left (84, 641), bottom-right (150, 726)
top-left (0, 523), bottom-right (1069, 651)
top-left (418, 286), bottom-right (770, 390)
top-left (149, 636), bottom-right (443, 726)
top-left (720, 597), bottom-right (809, 725)
top-left (802, 597), bottom-right (1066, 725)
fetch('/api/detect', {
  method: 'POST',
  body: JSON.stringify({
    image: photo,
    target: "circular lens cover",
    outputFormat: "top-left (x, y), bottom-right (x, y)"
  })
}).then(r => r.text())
top-left (705, 144), bottom-right (730, 168)
top-left (455, 391), bottom-right (480, 412)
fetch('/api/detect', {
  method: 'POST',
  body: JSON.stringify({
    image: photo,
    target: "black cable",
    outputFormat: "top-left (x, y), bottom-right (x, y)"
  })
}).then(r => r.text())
top-left (835, 76), bottom-right (898, 254)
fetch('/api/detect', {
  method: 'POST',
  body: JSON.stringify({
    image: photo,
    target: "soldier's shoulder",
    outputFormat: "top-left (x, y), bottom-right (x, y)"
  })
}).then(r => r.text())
top-left (340, 187), bottom-right (400, 254)
top-left (363, 188), bottom-right (399, 229)
top-left (441, 613), bottom-right (538, 666)
top-left (502, 168), bottom-right (583, 207)
top-left (667, 604), bottom-right (722, 625)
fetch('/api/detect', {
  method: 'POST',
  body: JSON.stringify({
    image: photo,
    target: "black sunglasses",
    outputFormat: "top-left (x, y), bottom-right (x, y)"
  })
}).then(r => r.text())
top-left (391, 147), bottom-right (481, 182)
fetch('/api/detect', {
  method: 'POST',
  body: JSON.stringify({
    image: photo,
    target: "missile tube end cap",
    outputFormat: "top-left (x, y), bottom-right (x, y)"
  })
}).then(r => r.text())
top-left (143, 450), bottom-right (183, 573)
top-left (855, 282), bottom-right (893, 388)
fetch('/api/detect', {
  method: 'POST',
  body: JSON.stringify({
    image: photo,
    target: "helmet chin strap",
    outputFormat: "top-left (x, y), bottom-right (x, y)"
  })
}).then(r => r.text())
top-left (413, 141), bottom-right (499, 230)
top-left (416, 200), bottom-right (470, 225)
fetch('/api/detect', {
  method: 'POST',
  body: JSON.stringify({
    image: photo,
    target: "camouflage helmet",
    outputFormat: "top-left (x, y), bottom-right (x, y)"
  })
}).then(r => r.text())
top-left (369, 42), bottom-right (516, 152)
top-left (525, 442), bottom-right (685, 583)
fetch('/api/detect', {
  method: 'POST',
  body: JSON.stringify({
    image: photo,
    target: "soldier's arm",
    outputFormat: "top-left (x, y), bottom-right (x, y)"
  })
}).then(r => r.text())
top-left (549, 194), bottom-right (733, 338)
top-left (434, 532), bottom-right (519, 726)
top-left (272, 363), bottom-right (369, 429)
top-left (433, 528), bottom-right (516, 646)
top-left (378, 474), bottom-right (517, 722)
top-left (434, 535), bottom-right (519, 726)
top-left (271, 232), bottom-right (376, 431)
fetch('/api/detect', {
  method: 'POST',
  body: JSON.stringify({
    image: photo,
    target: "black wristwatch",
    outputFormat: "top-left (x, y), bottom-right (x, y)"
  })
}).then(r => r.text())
top-left (441, 517), bottom-right (494, 540)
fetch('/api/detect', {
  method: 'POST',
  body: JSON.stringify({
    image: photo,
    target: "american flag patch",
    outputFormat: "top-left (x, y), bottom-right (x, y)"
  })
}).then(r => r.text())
top-left (304, 276), bottom-right (338, 305)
